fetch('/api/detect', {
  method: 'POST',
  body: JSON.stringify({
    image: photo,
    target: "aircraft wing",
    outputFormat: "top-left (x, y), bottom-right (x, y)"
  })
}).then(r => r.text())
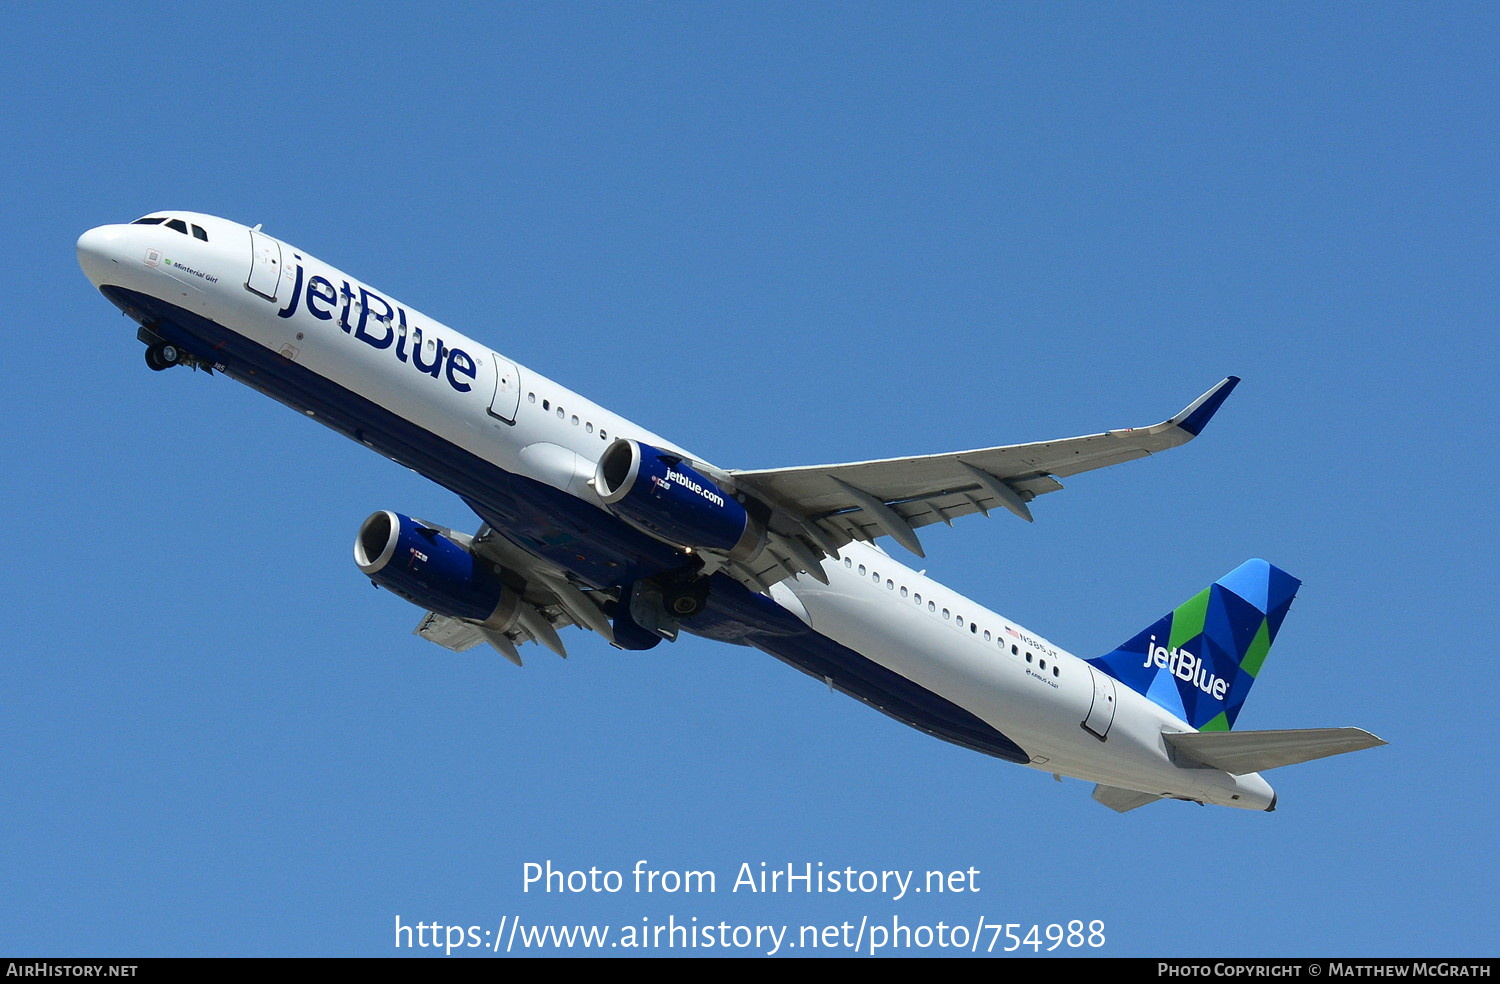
top-left (408, 519), bottom-right (617, 664)
top-left (407, 379), bottom-right (1242, 631)
top-left (725, 378), bottom-right (1239, 583)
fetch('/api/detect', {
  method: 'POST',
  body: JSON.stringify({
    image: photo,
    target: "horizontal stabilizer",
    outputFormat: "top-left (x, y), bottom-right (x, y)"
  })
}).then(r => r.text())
top-left (1165, 727), bottom-right (1386, 775)
top-left (1092, 784), bottom-right (1166, 813)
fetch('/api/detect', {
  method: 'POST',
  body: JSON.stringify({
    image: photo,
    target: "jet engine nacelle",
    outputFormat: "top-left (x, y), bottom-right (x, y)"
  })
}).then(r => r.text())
top-left (595, 439), bottom-right (764, 561)
top-left (354, 510), bottom-right (516, 626)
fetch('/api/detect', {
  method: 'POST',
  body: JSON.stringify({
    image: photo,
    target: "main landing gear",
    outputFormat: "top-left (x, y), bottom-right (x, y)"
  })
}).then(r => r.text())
top-left (611, 574), bottom-right (713, 651)
top-left (662, 576), bottom-right (711, 618)
top-left (143, 342), bottom-right (182, 371)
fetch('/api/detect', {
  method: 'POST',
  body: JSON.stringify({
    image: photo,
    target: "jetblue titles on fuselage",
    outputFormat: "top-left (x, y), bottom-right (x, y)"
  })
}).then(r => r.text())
top-left (276, 255), bottom-right (478, 394)
top-left (76, 211), bottom-right (1386, 813)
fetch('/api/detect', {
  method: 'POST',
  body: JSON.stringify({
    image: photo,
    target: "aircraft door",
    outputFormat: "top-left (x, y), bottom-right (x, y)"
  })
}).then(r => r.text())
top-left (488, 353), bottom-right (521, 424)
top-left (246, 229), bottom-right (281, 301)
top-left (1082, 665), bottom-right (1117, 740)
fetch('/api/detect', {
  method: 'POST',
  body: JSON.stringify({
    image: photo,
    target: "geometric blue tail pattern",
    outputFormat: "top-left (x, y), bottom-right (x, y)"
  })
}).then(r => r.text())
top-left (1085, 559), bottom-right (1301, 731)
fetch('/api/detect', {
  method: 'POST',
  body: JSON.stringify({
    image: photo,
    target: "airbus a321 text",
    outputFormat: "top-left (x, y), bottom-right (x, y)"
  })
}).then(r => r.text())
top-left (77, 211), bottom-right (1384, 812)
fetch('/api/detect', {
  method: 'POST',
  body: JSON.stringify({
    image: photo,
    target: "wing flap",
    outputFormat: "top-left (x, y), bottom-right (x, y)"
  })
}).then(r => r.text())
top-left (730, 377), bottom-right (1239, 563)
top-left (414, 611), bottom-right (487, 652)
top-left (404, 524), bottom-right (625, 662)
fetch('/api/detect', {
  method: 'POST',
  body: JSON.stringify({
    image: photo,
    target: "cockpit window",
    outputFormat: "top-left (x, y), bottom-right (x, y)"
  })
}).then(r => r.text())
top-left (131, 215), bottom-right (208, 241)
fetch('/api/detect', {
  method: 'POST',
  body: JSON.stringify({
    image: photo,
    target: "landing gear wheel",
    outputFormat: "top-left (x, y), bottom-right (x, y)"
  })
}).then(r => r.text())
top-left (663, 577), bottom-right (711, 618)
top-left (144, 343), bottom-right (181, 371)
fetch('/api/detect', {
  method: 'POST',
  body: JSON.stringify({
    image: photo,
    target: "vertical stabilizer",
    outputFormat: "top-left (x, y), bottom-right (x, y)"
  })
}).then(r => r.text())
top-left (1086, 559), bottom-right (1300, 731)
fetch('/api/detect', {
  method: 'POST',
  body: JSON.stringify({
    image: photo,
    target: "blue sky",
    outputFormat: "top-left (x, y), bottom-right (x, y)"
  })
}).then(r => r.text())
top-left (4, 2), bottom-right (1494, 957)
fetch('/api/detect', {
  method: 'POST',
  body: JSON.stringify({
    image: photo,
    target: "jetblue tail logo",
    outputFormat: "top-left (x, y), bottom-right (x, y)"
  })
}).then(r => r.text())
top-left (1140, 636), bottom-right (1229, 702)
top-left (1087, 559), bottom-right (1301, 731)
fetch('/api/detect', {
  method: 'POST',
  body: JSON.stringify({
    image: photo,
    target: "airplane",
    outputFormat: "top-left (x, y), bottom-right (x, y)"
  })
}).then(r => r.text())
top-left (76, 211), bottom-right (1384, 812)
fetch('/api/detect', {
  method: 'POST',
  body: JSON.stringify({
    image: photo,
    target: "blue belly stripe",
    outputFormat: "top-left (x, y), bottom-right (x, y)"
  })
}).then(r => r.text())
top-left (102, 285), bottom-right (1029, 764)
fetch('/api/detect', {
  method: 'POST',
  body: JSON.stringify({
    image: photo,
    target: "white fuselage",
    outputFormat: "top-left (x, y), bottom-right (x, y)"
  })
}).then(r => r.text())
top-left (77, 211), bottom-right (1275, 810)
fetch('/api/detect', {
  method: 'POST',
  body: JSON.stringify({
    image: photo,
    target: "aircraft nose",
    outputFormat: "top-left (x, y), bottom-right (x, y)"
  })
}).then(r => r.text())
top-left (76, 224), bottom-right (126, 287)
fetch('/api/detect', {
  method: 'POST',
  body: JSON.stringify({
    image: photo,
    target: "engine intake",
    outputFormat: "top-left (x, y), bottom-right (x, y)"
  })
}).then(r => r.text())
top-left (354, 510), bottom-right (516, 627)
top-left (595, 440), bottom-right (763, 561)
